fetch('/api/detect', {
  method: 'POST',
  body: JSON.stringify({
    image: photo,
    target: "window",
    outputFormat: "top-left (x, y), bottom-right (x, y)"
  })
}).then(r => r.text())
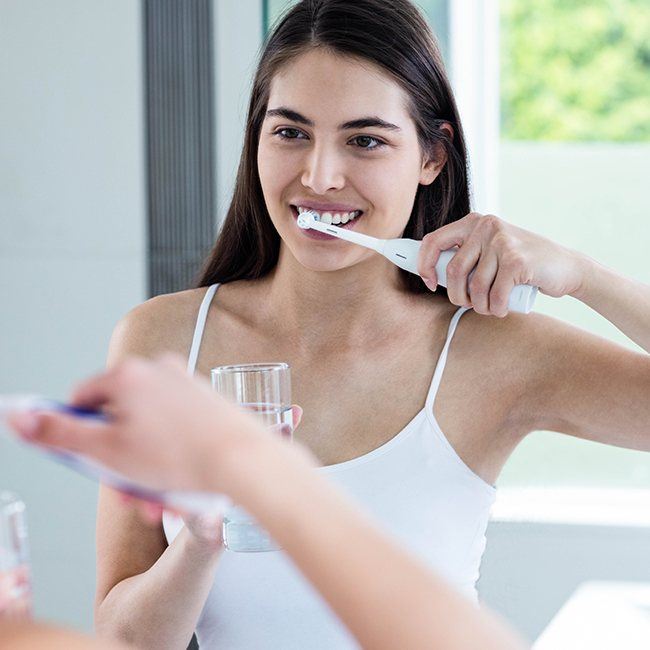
top-left (497, 0), bottom-right (650, 489)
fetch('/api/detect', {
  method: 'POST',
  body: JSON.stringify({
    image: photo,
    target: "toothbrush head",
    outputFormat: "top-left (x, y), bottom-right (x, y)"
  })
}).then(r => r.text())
top-left (297, 210), bottom-right (320, 229)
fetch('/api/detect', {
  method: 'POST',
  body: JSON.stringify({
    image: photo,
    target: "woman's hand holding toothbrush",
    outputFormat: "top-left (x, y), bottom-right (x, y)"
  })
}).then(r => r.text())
top-left (418, 212), bottom-right (589, 317)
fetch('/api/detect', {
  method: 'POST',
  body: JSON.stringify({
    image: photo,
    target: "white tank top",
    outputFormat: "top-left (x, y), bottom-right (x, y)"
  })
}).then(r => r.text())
top-left (164, 283), bottom-right (496, 649)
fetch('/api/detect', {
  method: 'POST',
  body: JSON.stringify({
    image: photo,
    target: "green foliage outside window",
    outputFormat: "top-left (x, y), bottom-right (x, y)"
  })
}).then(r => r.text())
top-left (501, 0), bottom-right (650, 142)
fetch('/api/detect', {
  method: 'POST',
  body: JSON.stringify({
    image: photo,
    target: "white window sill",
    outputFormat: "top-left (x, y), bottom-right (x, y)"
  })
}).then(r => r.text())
top-left (490, 488), bottom-right (650, 527)
top-left (532, 581), bottom-right (650, 649)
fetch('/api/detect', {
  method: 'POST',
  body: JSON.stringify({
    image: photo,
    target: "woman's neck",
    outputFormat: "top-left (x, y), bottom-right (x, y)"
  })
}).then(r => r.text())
top-left (259, 247), bottom-right (414, 351)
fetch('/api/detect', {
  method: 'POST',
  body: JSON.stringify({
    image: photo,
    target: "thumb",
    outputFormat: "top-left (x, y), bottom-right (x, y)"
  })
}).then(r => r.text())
top-left (291, 404), bottom-right (303, 429)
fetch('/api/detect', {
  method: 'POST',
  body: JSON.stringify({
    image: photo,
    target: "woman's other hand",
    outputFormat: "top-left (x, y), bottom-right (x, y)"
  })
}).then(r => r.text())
top-left (417, 212), bottom-right (588, 317)
top-left (117, 494), bottom-right (225, 549)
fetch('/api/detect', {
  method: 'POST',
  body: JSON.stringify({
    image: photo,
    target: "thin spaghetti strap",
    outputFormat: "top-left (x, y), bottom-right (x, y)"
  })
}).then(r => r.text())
top-left (186, 284), bottom-right (219, 375)
top-left (425, 307), bottom-right (470, 411)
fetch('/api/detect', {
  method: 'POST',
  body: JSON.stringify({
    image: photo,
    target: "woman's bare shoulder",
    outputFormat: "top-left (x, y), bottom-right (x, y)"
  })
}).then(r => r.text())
top-left (413, 291), bottom-right (580, 353)
top-left (452, 307), bottom-right (604, 389)
top-left (437, 309), bottom-right (578, 443)
top-left (454, 308), bottom-right (565, 354)
top-left (467, 308), bottom-right (593, 348)
top-left (108, 287), bottom-right (210, 365)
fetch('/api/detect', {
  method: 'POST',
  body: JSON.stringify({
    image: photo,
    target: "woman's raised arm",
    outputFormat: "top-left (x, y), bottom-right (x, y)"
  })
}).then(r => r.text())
top-left (418, 213), bottom-right (650, 450)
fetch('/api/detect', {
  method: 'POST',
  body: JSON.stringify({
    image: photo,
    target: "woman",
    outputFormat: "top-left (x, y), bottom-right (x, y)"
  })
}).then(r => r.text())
top-left (88, 0), bottom-right (650, 648)
top-left (8, 355), bottom-right (527, 650)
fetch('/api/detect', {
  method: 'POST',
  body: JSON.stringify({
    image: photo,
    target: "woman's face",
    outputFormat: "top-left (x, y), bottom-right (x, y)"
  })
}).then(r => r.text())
top-left (257, 48), bottom-right (442, 273)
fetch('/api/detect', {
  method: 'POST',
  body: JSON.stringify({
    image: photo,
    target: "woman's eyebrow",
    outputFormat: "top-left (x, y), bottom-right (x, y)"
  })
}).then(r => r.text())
top-left (266, 107), bottom-right (402, 132)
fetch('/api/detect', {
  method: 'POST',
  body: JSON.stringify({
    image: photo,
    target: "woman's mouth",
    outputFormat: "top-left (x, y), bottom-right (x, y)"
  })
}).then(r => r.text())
top-left (290, 205), bottom-right (364, 240)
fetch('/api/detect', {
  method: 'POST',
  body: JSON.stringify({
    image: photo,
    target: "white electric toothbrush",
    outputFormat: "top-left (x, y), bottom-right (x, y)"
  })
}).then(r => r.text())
top-left (297, 210), bottom-right (538, 314)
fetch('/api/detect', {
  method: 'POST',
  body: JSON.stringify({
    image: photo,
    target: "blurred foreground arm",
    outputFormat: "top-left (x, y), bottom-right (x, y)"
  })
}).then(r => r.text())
top-left (0, 620), bottom-right (126, 650)
top-left (8, 356), bottom-right (527, 650)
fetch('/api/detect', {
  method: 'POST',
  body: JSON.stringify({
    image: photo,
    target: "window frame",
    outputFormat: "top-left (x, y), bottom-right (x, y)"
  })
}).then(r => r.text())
top-left (448, 0), bottom-right (500, 214)
top-left (213, 0), bottom-right (264, 227)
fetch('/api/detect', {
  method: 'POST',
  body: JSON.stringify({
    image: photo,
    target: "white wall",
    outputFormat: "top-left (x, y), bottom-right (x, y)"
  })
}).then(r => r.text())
top-left (0, 0), bottom-right (146, 630)
top-left (214, 0), bottom-right (263, 225)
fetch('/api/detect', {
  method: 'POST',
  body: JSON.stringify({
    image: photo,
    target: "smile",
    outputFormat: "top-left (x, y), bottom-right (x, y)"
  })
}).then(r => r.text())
top-left (295, 206), bottom-right (362, 225)
top-left (290, 204), bottom-right (364, 240)
top-left (290, 204), bottom-right (363, 241)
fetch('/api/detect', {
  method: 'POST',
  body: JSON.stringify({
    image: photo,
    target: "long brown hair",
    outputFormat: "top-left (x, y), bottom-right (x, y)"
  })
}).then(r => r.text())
top-left (197, 0), bottom-right (470, 293)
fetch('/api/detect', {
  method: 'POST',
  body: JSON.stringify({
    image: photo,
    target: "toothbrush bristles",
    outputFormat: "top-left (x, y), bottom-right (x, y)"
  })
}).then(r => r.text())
top-left (297, 210), bottom-right (321, 229)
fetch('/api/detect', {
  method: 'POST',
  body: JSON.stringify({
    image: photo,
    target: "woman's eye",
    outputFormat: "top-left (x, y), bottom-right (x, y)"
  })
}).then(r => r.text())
top-left (350, 135), bottom-right (384, 150)
top-left (272, 129), bottom-right (384, 150)
top-left (274, 128), bottom-right (306, 140)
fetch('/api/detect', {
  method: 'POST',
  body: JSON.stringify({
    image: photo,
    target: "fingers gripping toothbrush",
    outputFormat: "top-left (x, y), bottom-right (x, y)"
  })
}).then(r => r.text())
top-left (297, 211), bottom-right (538, 314)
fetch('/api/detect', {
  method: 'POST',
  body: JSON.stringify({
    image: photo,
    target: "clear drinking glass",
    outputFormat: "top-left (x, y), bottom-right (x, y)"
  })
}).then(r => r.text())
top-left (0, 492), bottom-right (32, 619)
top-left (211, 363), bottom-right (292, 552)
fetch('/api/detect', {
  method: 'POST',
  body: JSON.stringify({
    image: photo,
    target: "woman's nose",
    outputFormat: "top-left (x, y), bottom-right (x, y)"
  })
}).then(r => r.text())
top-left (300, 144), bottom-right (346, 194)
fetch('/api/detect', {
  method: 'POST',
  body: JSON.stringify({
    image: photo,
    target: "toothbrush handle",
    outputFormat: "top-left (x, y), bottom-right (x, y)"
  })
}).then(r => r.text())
top-left (383, 239), bottom-right (538, 314)
top-left (435, 249), bottom-right (538, 314)
top-left (306, 219), bottom-right (384, 253)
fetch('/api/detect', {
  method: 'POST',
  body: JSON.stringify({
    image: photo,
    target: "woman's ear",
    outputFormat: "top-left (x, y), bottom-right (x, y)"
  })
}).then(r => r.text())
top-left (419, 122), bottom-right (454, 186)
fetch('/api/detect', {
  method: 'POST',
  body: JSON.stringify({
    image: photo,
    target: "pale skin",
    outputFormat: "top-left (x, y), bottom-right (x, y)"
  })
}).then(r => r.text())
top-left (16, 47), bottom-right (649, 648)
top-left (0, 620), bottom-right (126, 650)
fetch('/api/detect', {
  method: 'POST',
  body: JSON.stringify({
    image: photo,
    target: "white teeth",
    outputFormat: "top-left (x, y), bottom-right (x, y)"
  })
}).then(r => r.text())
top-left (295, 206), bottom-right (362, 224)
